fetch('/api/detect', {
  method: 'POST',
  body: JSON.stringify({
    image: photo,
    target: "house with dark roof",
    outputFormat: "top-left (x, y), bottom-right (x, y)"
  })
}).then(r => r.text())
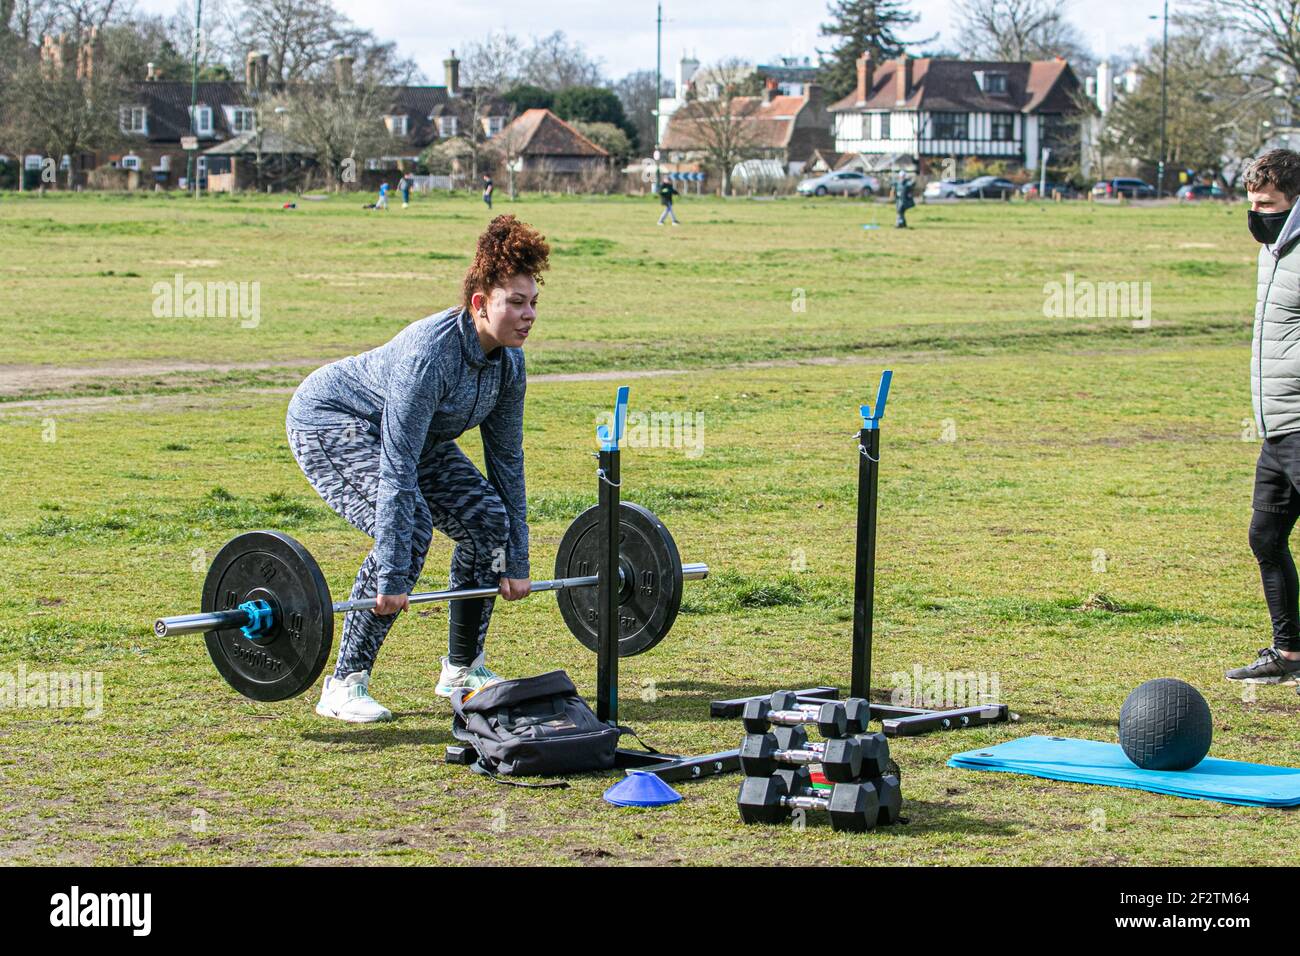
top-left (495, 108), bottom-right (609, 179)
top-left (660, 82), bottom-right (833, 177)
top-left (830, 53), bottom-right (1083, 174)
top-left (113, 75), bottom-right (253, 187)
top-left (805, 148), bottom-right (850, 173)
top-left (106, 50), bottom-right (509, 189)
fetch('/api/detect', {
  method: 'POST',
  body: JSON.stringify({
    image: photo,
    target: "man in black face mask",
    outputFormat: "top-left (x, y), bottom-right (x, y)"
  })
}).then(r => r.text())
top-left (1235, 148), bottom-right (1300, 686)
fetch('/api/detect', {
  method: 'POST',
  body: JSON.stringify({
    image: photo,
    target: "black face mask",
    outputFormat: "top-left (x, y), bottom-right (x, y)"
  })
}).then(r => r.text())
top-left (1249, 208), bottom-right (1292, 244)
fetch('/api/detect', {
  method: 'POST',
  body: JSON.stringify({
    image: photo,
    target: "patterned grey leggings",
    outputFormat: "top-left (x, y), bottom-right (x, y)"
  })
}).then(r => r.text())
top-left (288, 421), bottom-right (510, 678)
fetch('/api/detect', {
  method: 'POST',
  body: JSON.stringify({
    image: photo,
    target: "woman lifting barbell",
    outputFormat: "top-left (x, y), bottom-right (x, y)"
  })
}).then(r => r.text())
top-left (284, 215), bottom-right (549, 722)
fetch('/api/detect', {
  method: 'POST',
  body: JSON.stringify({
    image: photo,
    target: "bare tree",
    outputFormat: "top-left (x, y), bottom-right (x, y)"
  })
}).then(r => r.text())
top-left (168, 0), bottom-right (236, 80)
top-left (460, 29), bottom-right (520, 92)
top-left (278, 41), bottom-right (411, 190)
top-left (1194, 0), bottom-right (1300, 108)
top-left (613, 68), bottom-right (660, 154)
top-left (47, 0), bottom-right (126, 36)
top-left (520, 30), bottom-right (602, 90)
top-left (234, 0), bottom-right (372, 85)
top-left (671, 58), bottom-right (766, 196)
top-left (953, 0), bottom-right (1092, 64)
top-left (1103, 22), bottom-right (1278, 186)
top-left (454, 73), bottom-right (509, 181)
top-left (3, 0), bottom-right (60, 46)
top-left (1, 28), bottom-right (129, 187)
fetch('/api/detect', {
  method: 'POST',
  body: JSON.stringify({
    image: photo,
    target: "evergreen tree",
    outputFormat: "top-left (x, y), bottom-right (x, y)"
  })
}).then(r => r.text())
top-left (818, 0), bottom-right (930, 100)
top-left (504, 84), bottom-right (554, 113)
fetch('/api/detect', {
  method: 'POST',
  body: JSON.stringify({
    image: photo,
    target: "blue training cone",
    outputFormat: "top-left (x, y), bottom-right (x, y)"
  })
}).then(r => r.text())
top-left (603, 771), bottom-right (682, 807)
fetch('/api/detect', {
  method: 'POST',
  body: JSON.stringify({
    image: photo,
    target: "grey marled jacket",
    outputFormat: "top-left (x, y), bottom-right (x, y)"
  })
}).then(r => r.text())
top-left (287, 305), bottom-right (528, 591)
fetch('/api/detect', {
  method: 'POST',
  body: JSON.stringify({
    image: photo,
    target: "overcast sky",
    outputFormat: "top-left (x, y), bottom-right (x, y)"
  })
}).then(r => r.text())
top-left (137, 0), bottom-right (1168, 82)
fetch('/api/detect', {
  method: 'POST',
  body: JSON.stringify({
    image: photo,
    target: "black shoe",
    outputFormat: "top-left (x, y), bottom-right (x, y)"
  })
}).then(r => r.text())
top-left (1225, 647), bottom-right (1300, 683)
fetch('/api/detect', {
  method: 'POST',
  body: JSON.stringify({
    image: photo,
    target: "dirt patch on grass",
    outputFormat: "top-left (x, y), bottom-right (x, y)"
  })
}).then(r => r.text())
top-left (0, 350), bottom-right (937, 409)
top-left (0, 358), bottom-right (332, 399)
top-left (0, 392), bottom-right (272, 418)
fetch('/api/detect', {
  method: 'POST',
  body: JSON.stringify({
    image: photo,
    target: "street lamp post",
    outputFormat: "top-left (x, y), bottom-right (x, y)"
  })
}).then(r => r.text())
top-left (1150, 1), bottom-right (1169, 198)
top-left (186, 0), bottom-right (203, 199)
top-left (275, 106), bottom-right (289, 192)
top-left (654, 2), bottom-right (662, 188)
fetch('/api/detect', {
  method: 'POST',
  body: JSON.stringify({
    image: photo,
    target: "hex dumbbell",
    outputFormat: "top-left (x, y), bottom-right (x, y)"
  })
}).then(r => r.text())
top-left (770, 692), bottom-right (871, 734)
top-left (875, 775), bottom-right (903, 825)
top-left (742, 697), bottom-right (849, 738)
top-left (780, 774), bottom-right (903, 827)
top-left (739, 732), bottom-right (863, 783)
top-left (772, 726), bottom-right (895, 780)
top-left (773, 766), bottom-right (812, 796)
top-left (737, 775), bottom-right (880, 832)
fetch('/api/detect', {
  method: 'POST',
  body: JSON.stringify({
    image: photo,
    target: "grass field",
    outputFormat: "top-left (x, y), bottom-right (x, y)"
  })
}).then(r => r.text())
top-left (1, 189), bottom-right (1294, 865)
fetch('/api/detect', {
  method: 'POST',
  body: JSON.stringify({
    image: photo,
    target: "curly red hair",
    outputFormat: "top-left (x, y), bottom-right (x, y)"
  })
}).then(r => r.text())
top-left (461, 215), bottom-right (551, 313)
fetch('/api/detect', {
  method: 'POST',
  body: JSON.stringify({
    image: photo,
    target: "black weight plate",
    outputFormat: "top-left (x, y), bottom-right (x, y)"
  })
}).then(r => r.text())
top-left (201, 530), bottom-right (334, 701)
top-left (554, 502), bottom-right (683, 657)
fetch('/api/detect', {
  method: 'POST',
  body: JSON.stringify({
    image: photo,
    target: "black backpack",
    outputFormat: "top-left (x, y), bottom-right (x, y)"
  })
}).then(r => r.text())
top-left (450, 671), bottom-right (622, 783)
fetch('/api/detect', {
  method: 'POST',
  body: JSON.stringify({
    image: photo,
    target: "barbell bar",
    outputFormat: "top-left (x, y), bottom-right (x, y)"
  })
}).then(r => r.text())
top-left (154, 502), bottom-right (709, 701)
top-left (154, 562), bottom-right (710, 637)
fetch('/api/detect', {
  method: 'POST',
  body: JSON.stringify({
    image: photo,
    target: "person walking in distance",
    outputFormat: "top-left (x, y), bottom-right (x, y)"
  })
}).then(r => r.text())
top-left (894, 170), bottom-right (914, 229)
top-left (657, 176), bottom-right (679, 226)
top-left (482, 174), bottom-right (494, 210)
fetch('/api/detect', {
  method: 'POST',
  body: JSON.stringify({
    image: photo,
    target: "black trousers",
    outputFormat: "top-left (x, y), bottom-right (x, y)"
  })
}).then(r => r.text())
top-left (1250, 431), bottom-right (1300, 652)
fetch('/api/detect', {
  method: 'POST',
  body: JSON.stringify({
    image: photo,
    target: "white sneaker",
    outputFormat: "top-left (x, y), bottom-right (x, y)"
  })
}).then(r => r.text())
top-left (315, 671), bottom-right (393, 723)
top-left (436, 653), bottom-right (504, 698)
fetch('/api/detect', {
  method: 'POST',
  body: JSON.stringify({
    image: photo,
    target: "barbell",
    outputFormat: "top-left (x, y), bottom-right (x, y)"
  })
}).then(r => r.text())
top-left (153, 502), bottom-right (709, 702)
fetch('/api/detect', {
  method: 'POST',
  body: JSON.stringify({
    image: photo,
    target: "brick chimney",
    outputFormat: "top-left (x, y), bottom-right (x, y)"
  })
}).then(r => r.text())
top-left (762, 76), bottom-right (778, 105)
top-left (804, 81), bottom-right (824, 112)
top-left (246, 50), bottom-right (260, 91)
top-left (444, 50), bottom-right (460, 96)
top-left (333, 54), bottom-right (354, 91)
top-left (39, 32), bottom-right (75, 79)
top-left (75, 26), bottom-right (98, 81)
top-left (895, 55), bottom-right (912, 105)
top-left (855, 52), bottom-right (874, 106)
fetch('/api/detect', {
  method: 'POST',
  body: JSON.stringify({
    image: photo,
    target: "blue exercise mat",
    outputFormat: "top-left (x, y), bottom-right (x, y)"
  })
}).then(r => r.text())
top-left (948, 735), bottom-right (1300, 807)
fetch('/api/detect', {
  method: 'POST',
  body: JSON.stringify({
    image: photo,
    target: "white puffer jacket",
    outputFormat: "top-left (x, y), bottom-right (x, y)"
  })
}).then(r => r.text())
top-left (1252, 204), bottom-right (1300, 437)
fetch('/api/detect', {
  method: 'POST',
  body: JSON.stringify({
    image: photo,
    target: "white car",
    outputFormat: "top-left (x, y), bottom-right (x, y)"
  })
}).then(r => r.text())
top-left (796, 170), bottom-right (880, 197)
top-left (923, 178), bottom-right (967, 199)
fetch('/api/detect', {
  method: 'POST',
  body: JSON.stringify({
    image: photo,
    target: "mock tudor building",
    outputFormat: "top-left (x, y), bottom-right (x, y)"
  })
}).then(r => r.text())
top-left (830, 53), bottom-right (1083, 174)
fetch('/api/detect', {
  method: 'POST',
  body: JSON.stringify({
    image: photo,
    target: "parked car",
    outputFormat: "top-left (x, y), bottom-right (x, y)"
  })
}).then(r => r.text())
top-left (1091, 178), bottom-right (1157, 199)
top-left (1021, 181), bottom-right (1079, 199)
top-left (1176, 183), bottom-right (1229, 201)
top-left (923, 178), bottom-right (967, 199)
top-left (796, 170), bottom-right (880, 197)
top-left (955, 175), bottom-right (1018, 199)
